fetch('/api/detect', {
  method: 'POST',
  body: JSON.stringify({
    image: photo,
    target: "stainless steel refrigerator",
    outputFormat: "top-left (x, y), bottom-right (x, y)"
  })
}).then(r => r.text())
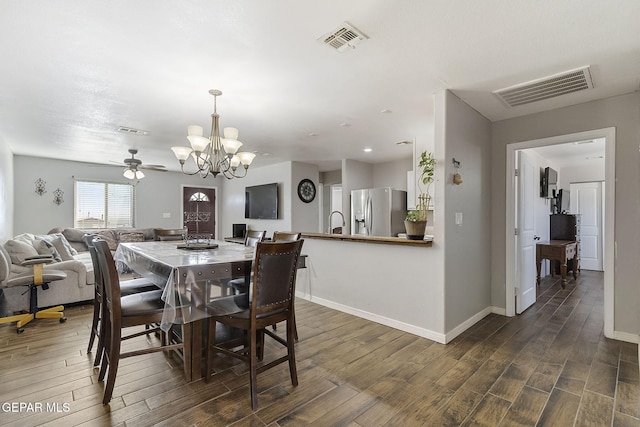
top-left (351, 187), bottom-right (407, 237)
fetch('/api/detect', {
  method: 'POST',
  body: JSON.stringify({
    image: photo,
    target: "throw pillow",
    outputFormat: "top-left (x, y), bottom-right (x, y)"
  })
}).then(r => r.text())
top-left (42, 233), bottom-right (78, 256)
top-left (33, 238), bottom-right (63, 262)
top-left (118, 232), bottom-right (145, 243)
top-left (50, 237), bottom-right (74, 261)
top-left (4, 239), bottom-right (40, 264)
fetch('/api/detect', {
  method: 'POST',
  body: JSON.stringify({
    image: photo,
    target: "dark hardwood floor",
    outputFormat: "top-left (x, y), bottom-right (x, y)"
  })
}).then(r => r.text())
top-left (0, 270), bottom-right (638, 426)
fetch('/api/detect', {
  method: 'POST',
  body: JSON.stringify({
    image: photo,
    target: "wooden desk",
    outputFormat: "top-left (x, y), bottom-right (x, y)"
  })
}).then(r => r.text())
top-left (536, 240), bottom-right (579, 288)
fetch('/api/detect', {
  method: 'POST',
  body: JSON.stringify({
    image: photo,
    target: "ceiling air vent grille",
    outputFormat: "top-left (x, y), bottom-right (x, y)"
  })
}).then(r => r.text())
top-left (117, 126), bottom-right (149, 135)
top-left (319, 22), bottom-right (368, 52)
top-left (493, 66), bottom-right (594, 107)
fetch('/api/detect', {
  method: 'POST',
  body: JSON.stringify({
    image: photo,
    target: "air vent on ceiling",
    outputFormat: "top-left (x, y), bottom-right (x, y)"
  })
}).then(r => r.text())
top-left (117, 126), bottom-right (149, 135)
top-left (493, 66), bottom-right (594, 107)
top-left (319, 22), bottom-right (368, 52)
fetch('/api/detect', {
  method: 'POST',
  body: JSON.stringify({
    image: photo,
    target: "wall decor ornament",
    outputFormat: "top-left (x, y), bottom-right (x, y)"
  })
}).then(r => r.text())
top-left (53, 188), bottom-right (64, 205)
top-left (35, 178), bottom-right (47, 195)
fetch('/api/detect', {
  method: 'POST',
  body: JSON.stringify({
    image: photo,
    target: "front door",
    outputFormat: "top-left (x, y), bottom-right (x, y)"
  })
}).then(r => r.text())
top-left (516, 151), bottom-right (537, 314)
top-left (182, 186), bottom-right (216, 238)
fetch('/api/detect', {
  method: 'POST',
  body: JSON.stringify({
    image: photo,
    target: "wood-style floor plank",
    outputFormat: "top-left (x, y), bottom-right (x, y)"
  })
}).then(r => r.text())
top-left (1, 270), bottom-right (639, 426)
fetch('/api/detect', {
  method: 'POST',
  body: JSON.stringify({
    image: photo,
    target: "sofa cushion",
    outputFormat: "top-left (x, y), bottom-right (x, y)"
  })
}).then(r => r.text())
top-left (34, 238), bottom-right (63, 262)
top-left (95, 230), bottom-right (118, 251)
top-left (50, 237), bottom-right (75, 261)
top-left (118, 232), bottom-right (145, 243)
top-left (4, 240), bottom-right (39, 264)
top-left (40, 233), bottom-right (78, 256)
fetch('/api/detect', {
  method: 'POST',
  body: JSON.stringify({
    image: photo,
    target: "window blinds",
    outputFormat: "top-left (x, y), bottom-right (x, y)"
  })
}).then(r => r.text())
top-left (74, 180), bottom-right (135, 228)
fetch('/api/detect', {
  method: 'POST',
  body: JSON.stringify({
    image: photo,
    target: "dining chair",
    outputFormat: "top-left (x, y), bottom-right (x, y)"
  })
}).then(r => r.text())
top-left (84, 234), bottom-right (159, 366)
top-left (205, 239), bottom-right (304, 410)
top-left (269, 231), bottom-right (302, 338)
top-left (93, 238), bottom-right (191, 405)
top-left (227, 230), bottom-right (266, 296)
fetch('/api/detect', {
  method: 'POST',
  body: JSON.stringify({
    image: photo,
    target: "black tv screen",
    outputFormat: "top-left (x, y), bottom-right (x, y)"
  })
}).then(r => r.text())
top-left (245, 183), bottom-right (279, 219)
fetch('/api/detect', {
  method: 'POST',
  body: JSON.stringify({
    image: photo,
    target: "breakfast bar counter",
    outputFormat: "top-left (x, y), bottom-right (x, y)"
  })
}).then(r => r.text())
top-left (301, 232), bottom-right (433, 247)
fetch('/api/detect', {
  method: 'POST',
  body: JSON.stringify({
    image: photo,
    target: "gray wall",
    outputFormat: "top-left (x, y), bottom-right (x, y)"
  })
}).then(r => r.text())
top-left (440, 91), bottom-right (493, 331)
top-left (491, 92), bottom-right (640, 335)
top-left (12, 155), bottom-right (222, 236)
top-left (219, 161), bottom-right (320, 239)
top-left (0, 138), bottom-right (13, 241)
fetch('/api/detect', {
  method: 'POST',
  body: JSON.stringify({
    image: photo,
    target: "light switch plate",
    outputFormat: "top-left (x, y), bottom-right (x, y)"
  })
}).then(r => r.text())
top-left (455, 212), bottom-right (463, 225)
top-left (163, 213), bottom-right (171, 219)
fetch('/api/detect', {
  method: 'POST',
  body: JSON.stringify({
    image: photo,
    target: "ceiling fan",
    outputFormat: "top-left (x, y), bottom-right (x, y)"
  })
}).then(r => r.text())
top-left (115, 149), bottom-right (167, 180)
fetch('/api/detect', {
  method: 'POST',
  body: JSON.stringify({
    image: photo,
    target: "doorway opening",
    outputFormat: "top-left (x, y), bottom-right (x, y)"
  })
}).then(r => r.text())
top-left (505, 128), bottom-right (615, 338)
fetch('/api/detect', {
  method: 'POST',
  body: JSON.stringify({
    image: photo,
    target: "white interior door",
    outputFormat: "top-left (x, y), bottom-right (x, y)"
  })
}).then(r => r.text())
top-left (516, 151), bottom-right (537, 313)
top-left (570, 182), bottom-right (603, 271)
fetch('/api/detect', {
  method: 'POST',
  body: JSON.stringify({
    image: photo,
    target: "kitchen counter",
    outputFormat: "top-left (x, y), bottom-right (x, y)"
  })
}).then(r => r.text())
top-left (301, 232), bottom-right (433, 247)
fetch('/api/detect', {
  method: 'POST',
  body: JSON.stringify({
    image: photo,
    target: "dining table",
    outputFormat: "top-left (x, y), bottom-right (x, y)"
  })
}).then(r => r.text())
top-left (114, 240), bottom-right (256, 381)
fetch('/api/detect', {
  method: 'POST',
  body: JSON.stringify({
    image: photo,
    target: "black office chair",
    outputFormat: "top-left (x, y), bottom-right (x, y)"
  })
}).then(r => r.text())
top-left (0, 247), bottom-right (67, 334)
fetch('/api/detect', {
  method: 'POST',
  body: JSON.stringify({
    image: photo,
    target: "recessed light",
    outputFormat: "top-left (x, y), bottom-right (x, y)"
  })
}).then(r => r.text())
top-left (308, 132), bottom-right (318, 137)
top-left (381, 109), bottom-right (392, 114)
top-left (340, 122), bottom-right (351, 127)
top-left (363, 148), bottom-right (373, 153)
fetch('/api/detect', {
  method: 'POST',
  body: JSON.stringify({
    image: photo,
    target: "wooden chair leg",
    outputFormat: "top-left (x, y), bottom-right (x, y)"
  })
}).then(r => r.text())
top-left (249, 328), bottom-right (258, 411)
top-left (102, 339), bottom-right (121, 405)
top-left (87, 299), bottom-right (100, 353)
top-left (287, 317), bottom-right (298, 386)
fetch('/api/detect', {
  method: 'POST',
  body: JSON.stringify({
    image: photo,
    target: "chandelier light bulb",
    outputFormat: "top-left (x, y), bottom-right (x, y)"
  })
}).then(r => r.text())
top-left (123, 169), bottom-right (135, 179)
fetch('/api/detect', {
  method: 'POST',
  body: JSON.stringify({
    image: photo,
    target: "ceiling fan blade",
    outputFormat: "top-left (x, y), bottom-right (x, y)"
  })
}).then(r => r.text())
top-left (139, 165), bottom-right (168, 172)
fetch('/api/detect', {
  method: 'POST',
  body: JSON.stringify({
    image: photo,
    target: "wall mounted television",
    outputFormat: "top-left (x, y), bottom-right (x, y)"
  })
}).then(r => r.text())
top-left (245, 183), bottom-right (279, 219)
top-left (540, 166), bottom-right (558, 198)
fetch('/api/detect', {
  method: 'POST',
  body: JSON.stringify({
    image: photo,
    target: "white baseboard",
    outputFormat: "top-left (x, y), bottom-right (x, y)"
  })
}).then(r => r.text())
top-left (491, 306), bottom-right (507, 316)
top-left (612, 330), bottom-right (639, 344)
top-left (296, 291), bottom-right (447, 344)
top-left (444, 306), bottom-right (495, 344)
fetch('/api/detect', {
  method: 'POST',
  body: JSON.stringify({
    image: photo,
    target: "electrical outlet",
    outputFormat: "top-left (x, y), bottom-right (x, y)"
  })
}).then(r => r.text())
top-left (163, 213), bottom-right (171, 219)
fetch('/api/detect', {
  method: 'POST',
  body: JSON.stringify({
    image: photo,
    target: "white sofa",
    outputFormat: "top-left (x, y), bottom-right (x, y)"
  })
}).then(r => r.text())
top-left (1, 233), bottom-right (95, 312)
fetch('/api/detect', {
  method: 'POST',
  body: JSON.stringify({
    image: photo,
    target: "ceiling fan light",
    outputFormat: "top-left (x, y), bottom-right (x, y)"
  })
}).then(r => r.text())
top-left (223, 127), bottom-right (239, 140)
top-left (187, 125), bottom-right (204, 137)
top-left (187, 135), bottom-right (210, 152)
top-left (237, 151), bottom-right (256, 166)
top-left (135, 170), bottom-right (145, 179)
top-left (171, 146), bottom-right (192, 161)
top-left (123, 169), bottom-right (135, 179)
top-left (222, 138), bottom-right (242, 155)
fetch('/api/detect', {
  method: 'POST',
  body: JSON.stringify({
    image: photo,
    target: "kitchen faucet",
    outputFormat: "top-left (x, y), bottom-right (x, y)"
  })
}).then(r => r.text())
top-left (328, 210), bottom-right (345, 234)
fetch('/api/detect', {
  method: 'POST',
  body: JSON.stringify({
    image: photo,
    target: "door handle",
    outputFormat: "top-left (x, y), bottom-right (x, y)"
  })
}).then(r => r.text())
top-left (534, 235), bottom-right (541, 240)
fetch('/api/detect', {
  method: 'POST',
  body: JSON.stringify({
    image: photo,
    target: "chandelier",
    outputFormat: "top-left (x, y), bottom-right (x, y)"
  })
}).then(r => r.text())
top-left (171, 89), bottom-right (255, 179)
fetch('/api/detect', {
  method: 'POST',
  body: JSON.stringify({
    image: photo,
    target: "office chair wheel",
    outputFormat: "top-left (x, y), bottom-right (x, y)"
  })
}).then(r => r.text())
top-left (17, 328), bottom-right (25, 334)
top-left (60, 317), bottom-right (67, 323)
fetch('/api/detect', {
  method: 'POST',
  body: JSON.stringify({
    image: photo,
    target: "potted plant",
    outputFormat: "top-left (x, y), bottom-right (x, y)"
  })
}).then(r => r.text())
top-left (404, 150), bottom-right (435, 239)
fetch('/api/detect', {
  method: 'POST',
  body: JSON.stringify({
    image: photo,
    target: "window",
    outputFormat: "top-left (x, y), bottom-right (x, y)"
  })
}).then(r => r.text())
top-left (74, 180), bottom-right (135, 228)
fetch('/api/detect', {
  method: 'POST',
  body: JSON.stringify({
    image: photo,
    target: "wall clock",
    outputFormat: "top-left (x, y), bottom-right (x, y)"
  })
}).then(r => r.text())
top-left (297, 179), bottom-right (316, 203)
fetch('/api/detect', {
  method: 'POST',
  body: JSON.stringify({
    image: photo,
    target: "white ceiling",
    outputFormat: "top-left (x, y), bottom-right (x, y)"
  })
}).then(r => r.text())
top-left (1, 1), bottom-right (638, 173)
